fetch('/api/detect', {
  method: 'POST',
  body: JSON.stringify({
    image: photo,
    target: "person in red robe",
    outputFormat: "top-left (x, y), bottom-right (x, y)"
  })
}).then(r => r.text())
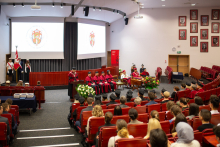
top-left (85, 71), bottom-right (100, 95)
top-left (185, 82), bottom-right (191, 90)
top-left (100, 71), bottom-right (111, 93)
top-left (188, 85), bottom-right (198, 99)
top-left (197, 82), bottom-right (204, 93)
top-left (131, 68), bottom-right (141, 79)
top-left (198, 79), bottom-right (204, 85)
top-left (93, 71), bottom-right (104, 94)
top-left (121, 70), bottom-right (131, 86)
top-left (106, 70), bottom-right (117, 91)
top-left (68, 67), bottom-right (79, 99)
top-left (141, 68), bottom-right (149, 77)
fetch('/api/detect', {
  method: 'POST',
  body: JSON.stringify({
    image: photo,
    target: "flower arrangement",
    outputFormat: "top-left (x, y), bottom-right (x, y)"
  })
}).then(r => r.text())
top-left (76, 84), bottom-right (95, 98)
top-left (144, 77), bottom-right (160, 89)
top-left (119, 68), bottom-right (122, 73)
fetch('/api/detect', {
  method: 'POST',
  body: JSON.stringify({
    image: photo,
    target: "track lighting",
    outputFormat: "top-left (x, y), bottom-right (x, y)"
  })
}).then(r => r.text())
top-left (22, 3), bottom-right (24, 7)
top-left (99, 7), bottom-right (102, 11)
top-left (117, 10), bottom-right (119, 14)
top-left (93, 7), bottom-right (96, 11)
top-left (61, 3), bottom-right (63, 8)
top-left (13, 3), bottom-right (16, 7)
top-left (52, 3), bottom-right (54, 7)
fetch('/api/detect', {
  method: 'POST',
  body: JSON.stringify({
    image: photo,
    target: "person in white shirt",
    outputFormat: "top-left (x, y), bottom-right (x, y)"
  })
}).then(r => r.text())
top-left (6, 58), bottom-right (14, 82)
top-left (213, 125), bottom-right (220, 147)
top-left (108, 119), bottom-right (133, 147)
top-left (120, 70), bottom-right (130, 86)
top-left (209, 95), bottom-right (220, 114)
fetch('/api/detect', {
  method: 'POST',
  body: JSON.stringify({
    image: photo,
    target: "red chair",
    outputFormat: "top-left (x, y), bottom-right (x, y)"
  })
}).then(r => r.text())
top-left (115, 138), bottom-right (148, 147)
top-left (187, 119), bottom-right (193, 127)
top-left (115, 100), bottom-right (120, 103)
top-left (70, 103), bottom-right (80, 120)
top-left (161, 103), bottom-right (167, 111)
top-left (122, 107), bottom-right (131, 115)
top-left (192, 117), bottom-right (202, 131)
top-left (149, 111), bottom-right (166, 121)
top-left (131, 98), bottom-right (135, 102)
top-left (75, 106), bottom-right (87, 121)
top-left (0, 122), bottom-right (8, 147)
top-left (210, 114), bottom-right (220, 125)
top-left (127, 123), bottom-right (148, 138)
top-left (10, 105), bottom-right (20, 126)
top-left (79, 111), bottom-right (92, 133)
top-left (217, 87), bottom-right (220, 96)
top-left (99, 126), bottom-right (117, 147)
top-left (100, 105), bottom-right (107, 109)
top-left (111, 115), bottom-right (130, 124)
top-left (147, 104), bottom-right (161, 113)
top-left (0, 87), bottom-right (12, 96)
top-left (194, 131), bottom-right (203, 146)
top-left (108, 104), bottom-right (120, 109)
top-left (8, 108), bottom-right (16, 125)
top-left (189, 99), bottom-right (195, 104)
top-left (103, 109), bottom-right (114, 114)
top-left (23, 86), bottom-right (35, 93)
top-left (183, 109), bottom-right (189, 117)
top-left (1, 114), bottom-right (14, 139)
top-left (134, 106), bottom-right (146, 114)
top-left (138, 113), bottom-right (149, 123)
top-left (125, 102), bottom-right (134, 107)
top-left (141, 101), bottom-right (149, 106)
top-left (166, 111), bottom-right (173, 120)
top-left (176, 90), bottom-right (191, 102)
top-left (102, 101), bottom-right (110, 105)
top-left (160, 121), bottom-right (171, 134)
top-left (199, 105), bottom-right (210, 112)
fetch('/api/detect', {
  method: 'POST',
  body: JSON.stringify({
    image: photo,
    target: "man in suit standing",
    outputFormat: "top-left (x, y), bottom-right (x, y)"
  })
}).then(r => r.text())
top-left (0, 105), bottom-right (10, 145)
top-left (17, 58), bottom-right (23, 80)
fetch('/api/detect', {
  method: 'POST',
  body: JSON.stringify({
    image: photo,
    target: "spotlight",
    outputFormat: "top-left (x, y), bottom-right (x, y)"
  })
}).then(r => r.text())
top-left (93, 7), bottom-right (96, 11)
top-left (84, 6), bottom-right (89, 16)
top-left (52, 3), bottom-right (54, 7)
top-left (61, 3), bottom-right (63, 8)
top-left (71, 5), bottom-right (75, 16)
top-left (117, 10), bottom-right (119, 14)
top-left (99, 7), bottom-right (102, 11)
top-left (13, 3), bottom-right (16, 7)
top-left (125, 18), bottom-right (129, 25)
top-left (22, 3), bottom-right (24, 7)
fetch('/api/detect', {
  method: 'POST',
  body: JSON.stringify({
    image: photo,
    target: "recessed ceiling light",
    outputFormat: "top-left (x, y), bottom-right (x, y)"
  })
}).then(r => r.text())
top-left (13, 3), bottom-right (16, 7)
top-left (93, 7), bottom-right (96, 11)
top-left (191, 4), bottom-right (196, 6)
top-left (139, 3), bottom-right (144, 6)
top-left (52, 3), bottom-right (54, 7)
top-left (162, 5), bottom-right (165, 6)
top-left (161, 0), bottom-right (165, 1)
top-left (99, 7), bottom-right (102, 11)
top-left (60, 3), bottom-right (63, 8)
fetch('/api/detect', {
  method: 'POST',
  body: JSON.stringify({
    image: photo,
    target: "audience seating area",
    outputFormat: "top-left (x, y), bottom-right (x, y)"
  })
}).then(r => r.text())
top-left (212, 65), bottom-right (220, 73)
top-left (200, 66), bottom-right (218, 81)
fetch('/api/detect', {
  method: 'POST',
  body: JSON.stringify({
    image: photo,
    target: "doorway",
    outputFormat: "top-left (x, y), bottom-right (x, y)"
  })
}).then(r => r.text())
top-left (168, 55), bottom-right (190, 75)
top-left (107, 51), bottom-right (111, 67)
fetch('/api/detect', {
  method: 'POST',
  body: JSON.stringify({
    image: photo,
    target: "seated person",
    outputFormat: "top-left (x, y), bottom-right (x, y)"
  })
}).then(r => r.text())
top-left (140, 64), bottom-right (145, 74)
top-left (197, 109), bottom-right (214, 132)
top-left (85, 72), bottom-right (100, 95)
top-left (146, 92), bottom-right (157, 106)
top-left (126, 93), bottom-right (133, 102)
top-left (94, 95), bottom-right (103, 106)
top-left (121, 70), bottom-right (131, 86)
top-left (37, 81), bottom-right (41, 86)
top-left (102, 94), bottom-right (108, 101)
top-left (186, 103), bottom-right (199, 120)
top-left (115, 90), bottom-right (121, 100)
top-left (127, 89), bottom-right (133, 95)
top-left (179, 98), bottom-right (190, 111)
top-left (185, 82), bottom-right (191, 90)
top-left (100, 71), bottom-right (111, 93)
top-left (128, 108), bottom-right (143, 124)
top-left (68, 94), bottom-right (81, 125)
top-left (134, 97), bottom-right (142, 107)
top-left (150, 129), bottom-right (170, 147)
top-left (16, 80), bottom-right (23, 86)
top-left (25, 83), bottom-right (29, 87)
top-left (106, 70), bottom-right (117, 91)
top-left (166, 101), bottom-right (175, 114)
top-left (2, 103), bottom-right (17, 135)
top-left (191, 81), bottom-right (196, 86)
top-left (114, 105), bottom-right (122, 116)
top-left (171, 122), bottom-right (200, 147)
top-left (197, 82), bottom-right (204, 93)
top-left (150, 110), bottom-right (160, 121)
top-left (161, 91), bottom-right (170, 104)
top-left (5, 80), bottom-right (10, 86)
top-left (180, 83), bottom-right (186, 91)
top-left (188, 85), bottom-right (198, 99)
top-left (209, 95), bottom-right (219, 114)
top-left (0, 105), bottom-right (10, 145)
top-left (213, 125), bottom-right (220, 146)
top-left (194, 96), bottom-right (204, 106)
top-left (75, 97), bottom-right (93, 128)
top-left (141, 68), bottom-right (149, 77)
top-left (95, 112), bottom-right (115, 147)
top-left (106, 94), bottom-right (117, 106)
top-left (169, 105), bottom-right (182, 123)
top-left (171, 113), bottom-right (187, 137)
top-left (119, 96), bottom-right (128, 108)
top-left (144, 118), bottom-right (162, 139)
top-left (108, 119), bottom-right (134, 147)
top-left (198, 79), bottom-right (204, 85)
top-left (93, 71), bottom-right (105, 94)
top-left (138, 89), bottom-right (148, 101)
top-left (5, 98), bottom-right (13, 109)
top-left (131, 68), bottom-right (140, 78)
top-left (160, 88), bottom-right (166, 99)
top-left (171, 86), bottom-right (179, 99)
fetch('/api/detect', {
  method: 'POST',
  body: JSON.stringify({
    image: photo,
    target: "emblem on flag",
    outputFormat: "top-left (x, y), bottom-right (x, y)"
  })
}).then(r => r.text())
top-left (32, 29), bottom-right (42, 46)
top-left (90, 31), bottom-right (95, 47)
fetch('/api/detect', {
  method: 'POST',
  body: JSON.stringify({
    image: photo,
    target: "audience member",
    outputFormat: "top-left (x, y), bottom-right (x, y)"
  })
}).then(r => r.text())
top-left (94, 95), bottom-right (103, 106)
top-left (5, 80), bottom-right (10, 86)
top-left (127, 90), bottom-right (133, 95)
top-left (25, 83), bottom-right (29, 87)
top-left (170, 122), bottom-right (200, 147)
top-left (191, 81), bottom-right (196, 87)
top-left (0, 105), bottom-right (10, 145)
top-left (73, 94), bottom-right (80, 103)
top-left (197, 109), bottom-right (214, 132)
top-left (160, 88), bottom-right (166, 99)
top-left (209, 95), bottom-right (219, 114)
top-left (194, 96), bottom-right (204, 106)
top-left (166, 101), bottom-right (175, 113)
top-left (150, 110), bottom-right (160, 121)
top-left (179, 98), bottom-right (189, 111)
top-left (144, 118), bottom-right (162, 139)
top-left (108, 119), bottom-right (134, 147)
top-left (134, 97), bottom-right (142, 106)
top-left (185, 82), bottom-right (191, 90)
top-left (128, 108), bottom-right (143, 124)
top-left (171, 113), bottom-right (187, 137)
top-left (114, 105), bottom-right (122, 116)
top-left (102, 94), bottom-right (108, 101)
top-left (169, 105), bottom-right (182, 123)
top-left (138, 89), bottom-right (148, 101)
top-left (37, 81), bottom-right (41, 86)
top-left (180, 83), bottom-right (186, 91)
top-left (198, 79), bottom-right (204, 85)
top-left (161, 91), bottom-right (170, 104)
top-left (115, 90), bottom-right (121, 100)
top-left (186, 103), bottom-right (199, 120)
top-left (106, 94), bottom-right (117, 106)
top-left (16, 81), bottom-right (22, 86)
top-left (146, 92), bottom-right (157, 106)
top-left (188, 85), bottom-right (197, 99)
top-left (197, 82), bottom-right (204, 93)
top-left (171, 86), bottom-right (179, 99)
top-left (213, 125), bottom-right (220, 146)
top-left (5, 98), bottom-right (13, 109)
top-left (126, 93), bottom-right (133, 102)
top-left (150, 129), bottom-right (170, 147)
top-left (149, 90), bottom-right (156, 97)
top-left (119, 96), bottom-right (128, 108)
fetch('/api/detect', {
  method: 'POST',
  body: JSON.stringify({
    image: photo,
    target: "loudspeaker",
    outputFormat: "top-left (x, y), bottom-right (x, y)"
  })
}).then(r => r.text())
top-left (125, 18), bottom-right (129, 25)
top-left (84, 6), bottom-right (89, 16)
top-left (71, 5), bottom-right (74, 16)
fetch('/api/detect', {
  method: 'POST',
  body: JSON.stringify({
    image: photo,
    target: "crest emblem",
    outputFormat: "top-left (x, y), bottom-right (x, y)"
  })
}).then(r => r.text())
top-left (90, 31), bottom-right (95, 47)
top-left (32, 29), bottom-right (42, 46)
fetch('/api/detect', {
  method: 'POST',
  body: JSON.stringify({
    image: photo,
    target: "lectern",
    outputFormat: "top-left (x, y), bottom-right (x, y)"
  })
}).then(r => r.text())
top-left (70, 80), bottom-right (85, 102)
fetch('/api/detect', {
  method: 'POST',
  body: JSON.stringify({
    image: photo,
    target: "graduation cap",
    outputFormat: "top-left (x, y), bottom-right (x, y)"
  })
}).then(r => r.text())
top-left (88, 93), bottom-right (94, 98)
top-left (122, 70), bottom-right (126, 73)
top-left (6, 80), bottom-right (10, 84)
top-left (186, 82), bottom-right (191, 86)
top-left (95, 71), bottom-right (99, 73)
top-left (88, 71), bottom-right (91, 74)
top-left (191, 81), bottom-right (196, 84)
top-left (126, 93), bottom-right (133, 99)
top-left (115, 90), bottom-right (121, 95)
top-left (9, 58), bottom-right (12, 60)
top-left (95, 95), bottom-right (101, 100)
top-left (102, 94), bottom-right (107, 98)
top-left (141, 64), bottom-right (144, 66)
top-left (26, 59), bottom-right (29, 61)
top-left (72, 67), bottom-right (76, 70)
top-left (199, 79), bottom-right (203, 82)
top-left (110, 94), bottom-right (116, 100)
top-left (197, 82), bottom-right (204, 87)
top-left (18, 57), bottom-right (21, 59)
top-left (127, 90), bottom-right (133, 94)
top-left (139, 89), bottom-right (145, 95)
top-left (79, 97), bottom-right (85, 104)
top-left (161, 88), bottom-right (166, 93)
top-left (74, 94), bottom-right (80, 100)
top-left (107, 70), bottom-right (110, 73)
top-left (102, 71), bottom-right (105, 73)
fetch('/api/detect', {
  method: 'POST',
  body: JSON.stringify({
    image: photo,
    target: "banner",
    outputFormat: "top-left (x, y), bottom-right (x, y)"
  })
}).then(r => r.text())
top-left (14, 48), bottom-right (20, 70)
top-left (111, 50), bottom-right (119, 66)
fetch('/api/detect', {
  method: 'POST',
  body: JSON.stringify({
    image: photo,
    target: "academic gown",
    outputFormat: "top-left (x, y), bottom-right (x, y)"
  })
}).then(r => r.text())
top-left (68, 72), bottom-right (79, 98)
top-left (141, 71), bottom-right (149, 77)
top-left (132, 72), bottom-right (140, 78)
top-left (197, 88), bottom-right (204, 93)
top-left (100, 75), bottom-right (111, 93)
top-left (188, 90), bottom-right (198, 99)
top-left (93, 76), bottom-right (104, 93)
top-left (85, 76), bottom-right (99, 95)
top-left (140, 68), bottom-right (146, 74)
top-left (105, 74), bottom-right (117, 91)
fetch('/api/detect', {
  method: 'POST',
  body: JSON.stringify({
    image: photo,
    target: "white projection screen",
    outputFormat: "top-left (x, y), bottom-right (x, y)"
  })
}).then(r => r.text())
top-left (11, 17), bottom-right (64, 59)
top-left (77, 19), bottom-right (106, 59)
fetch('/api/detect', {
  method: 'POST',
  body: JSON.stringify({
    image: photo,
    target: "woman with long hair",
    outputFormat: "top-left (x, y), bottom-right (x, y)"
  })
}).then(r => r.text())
top-left (144, 118), bottom-right (162, 139)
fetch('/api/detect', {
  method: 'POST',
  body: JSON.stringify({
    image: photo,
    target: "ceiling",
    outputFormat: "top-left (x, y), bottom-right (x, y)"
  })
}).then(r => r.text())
top-left (0, 0), bottom-right (220, 23)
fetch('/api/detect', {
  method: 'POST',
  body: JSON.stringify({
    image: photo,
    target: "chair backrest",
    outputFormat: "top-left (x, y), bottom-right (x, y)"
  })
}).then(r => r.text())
top-left (0, 87), bottom-right (12, 96)
top-left (8, 108), bottom-right (16, 124)
top-left (210, 114), bottom-right (220, 126)
top-left (166, 111), bottom-right (173, 120)
top-left (122, 107), bottom-right (131, 115)
top-left (102, 101), bottom-right (110, 105)
top-left (199, 105), bottom-right (210, 112)
top-left (189, 99), bottom-right (195, 104)
top-left (76, 106), bottom-right (87, 120)
top-left (134, 106), bottom-right (146, 114)
top-left (161, 103), bottom-right (167, 111)
top-left (1, 114), bottom-right (14, 138)
top-left (194, 131), bottom-right (203, 146)
top-left (108, 104), bottom-right (120, 109)
top-left (147, 104), bottom-right (161, 113)
top-left (71, 103), bottom-right (80, 116)
top-left (111, 115), bottom-right (130, 124)
top-left (183, 109), bottom-right (189, 117)
top-left (88, 117), bottom-right (105, 142)
top-left (125, 102), bottom-right (134, 108)
top-left (176, 90), bottom-right (191, 102)
top-left (131, 98), bottom-right (135, 102)
top-left (141, 101), bottom-right (149, 106)
top-left (115, 100), bottom-right (120, 103)
top-left (160, 121), bottom-right (171, 134)
top-left (99, 126), bottom-right (117, 147)
top-left (0, 122), bottom-right (8, 146)
top-left (138, 113), bottom-right (149, 123)
top-left (100, 105), bottom-right (107, 109)
top-left (115, 138), bottom-right (148, 147)
top-left (103, 109), bottom-right (114, 114)
top-left (81, 111), bottom-right (93, 132)
top-left (11, 105), bottom-right (20, 125)
top-left (127, 123), bottom-right (148, 138)
top-left (192, 117), bottom-right (202, 131)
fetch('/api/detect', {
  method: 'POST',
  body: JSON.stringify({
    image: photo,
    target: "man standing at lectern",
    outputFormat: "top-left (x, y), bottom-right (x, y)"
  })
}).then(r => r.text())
top-left (68, 67), bottom-right (79, 99)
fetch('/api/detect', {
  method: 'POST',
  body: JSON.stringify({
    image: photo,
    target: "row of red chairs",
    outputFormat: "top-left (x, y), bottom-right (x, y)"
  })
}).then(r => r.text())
top-left (212, 65), bottom-right (220, 73)
top-left (196, 87), bottom-right (220, 103)
top-left (203, 75), bottom-right (220, 91)
top-left (200, 66), bottom-right (217, 81)
top-left (0, 122), bottom-right (8, 147)
top-left (0, 86), bottom-right (44, 96)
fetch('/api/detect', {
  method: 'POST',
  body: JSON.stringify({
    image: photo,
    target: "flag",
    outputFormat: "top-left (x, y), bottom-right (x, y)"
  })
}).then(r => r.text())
top-left (14, 48), bottom-right (20, 70)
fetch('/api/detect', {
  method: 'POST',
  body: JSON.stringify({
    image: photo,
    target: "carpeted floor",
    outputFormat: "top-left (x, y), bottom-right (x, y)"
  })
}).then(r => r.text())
top-left (10, 77), bottom-right (208, 147)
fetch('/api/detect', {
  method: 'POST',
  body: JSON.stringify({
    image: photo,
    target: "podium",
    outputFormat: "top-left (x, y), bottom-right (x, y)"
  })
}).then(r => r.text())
top-left (70, 80), bottom-right (85, 102)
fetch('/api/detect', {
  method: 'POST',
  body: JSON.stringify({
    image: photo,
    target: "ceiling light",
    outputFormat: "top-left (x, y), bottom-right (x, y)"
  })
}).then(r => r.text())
top-left (140, 6), bottom-right (144, 8)
top-left (117, 10), bottom-right (119, 14)
top-left (99, 7), bottom-right (102, 11)
top-left (22, 3), bottom-right (24, 7)
top-left (93, 7), bottom-right (96, 11)
top-left (61, 3), bottom-right (63, 8)
top-left (13, 3), bottom-right (16, 7)
top-left (139, 3), bottom-right (144, 6)
top-left (52, 3), bottom-right (54, 7)
top-left (191, 4), bottom-right (196, 6)
top-left (161, 0), bottom-right (165, 1)
top-left (162, 5), bottom-right (165, 6)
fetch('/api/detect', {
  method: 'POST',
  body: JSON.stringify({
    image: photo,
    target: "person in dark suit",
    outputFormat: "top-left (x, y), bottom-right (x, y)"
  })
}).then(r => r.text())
top-left (17, 58), bottom-right (23, 80)
top-left (106, 94), bottom-right (117, 106)
top-left (2, 103), bottom-right (17, 136)
top-left (140, 64), bottom-right (146, 74)
top-left (0, 105), bottom-right (10, 145)
top-left (171, 86), bottom-right (179, 99)
top-left (94, 95), bottom-right (103, 106)
top-left (119, 96), bottom-right (128, 108)
top-left (115, 90), bottom-right (121, 100)
top-left (138, 89), bottom-right (148, 101)
top-left (126, 93), bottom-right (133, 102)
top-left (94, 112), bottom-right (115, 147)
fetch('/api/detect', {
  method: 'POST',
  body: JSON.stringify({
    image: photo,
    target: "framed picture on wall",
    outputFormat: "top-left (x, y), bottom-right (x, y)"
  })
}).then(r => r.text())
top-left (179, 16), bottom-right (186, 26)
top-left (190, 10), bottom-right (198, 20)
top-left (201, 15), bottom-right (209, 26)
top-left (190, 36), bottom-right (198, 47)
top-left (179, 29), bottom-right (187, 40)
top-left (200, 42), bottom-right (208, 52)
top-left (212, 9), bottom-right (220, 20)
top-left (200, 29), bottom-right (208, 39)
top-left (211, 36), bottom-right (219, 47)
top-left (190, 22), bottom-right (198, 33)
top-left (211, 22), bottom-right (219, 33)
